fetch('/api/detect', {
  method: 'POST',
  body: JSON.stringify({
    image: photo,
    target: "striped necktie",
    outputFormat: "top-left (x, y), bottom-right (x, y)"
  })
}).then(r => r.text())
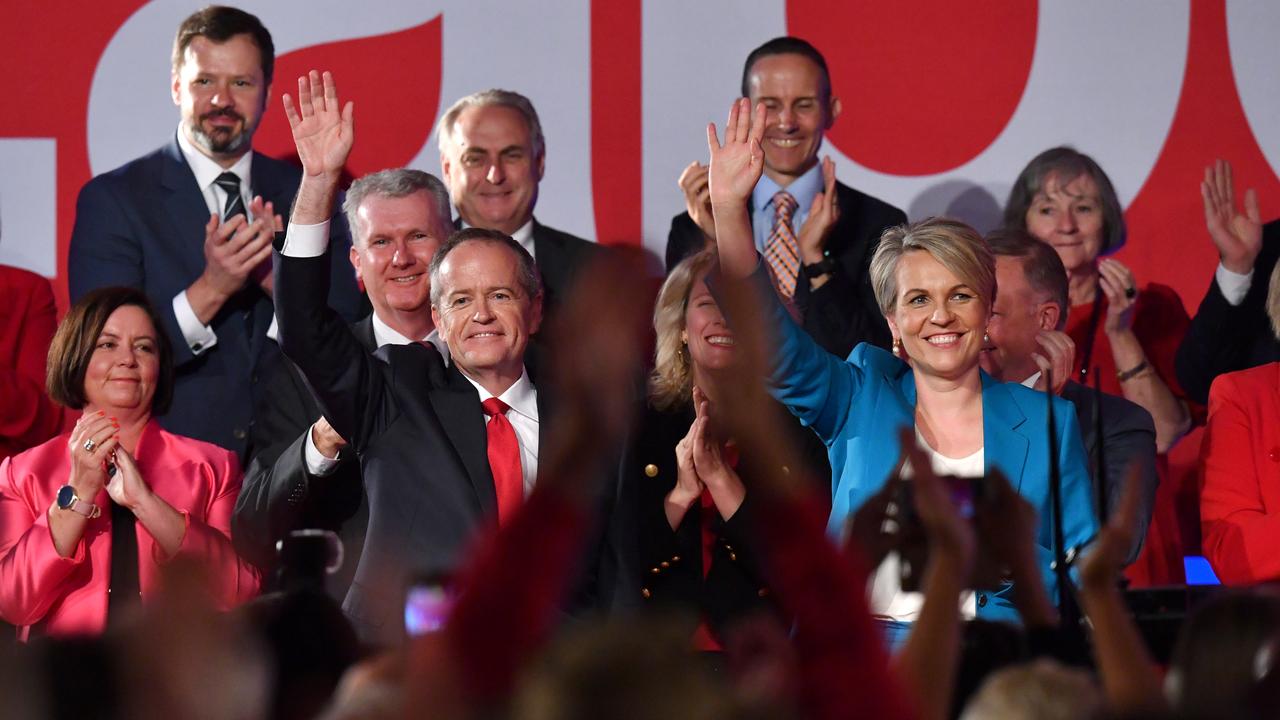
top-left (214, 171), bottom-right (246, 221)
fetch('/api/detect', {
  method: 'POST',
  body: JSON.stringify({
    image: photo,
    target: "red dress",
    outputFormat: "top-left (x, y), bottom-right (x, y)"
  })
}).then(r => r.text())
top-left (0, 266), bottom-right (65, 461)
top-left (1200, 362), bottom-right (1280, 584)
top-left (0, 421), bottom-right (260, 639)
top-left (1064, 282), bottom-right (1202, 585)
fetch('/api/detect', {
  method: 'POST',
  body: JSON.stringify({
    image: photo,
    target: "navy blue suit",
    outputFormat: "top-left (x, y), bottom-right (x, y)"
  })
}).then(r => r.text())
top-left (68, 137), bottom-right (361, 458)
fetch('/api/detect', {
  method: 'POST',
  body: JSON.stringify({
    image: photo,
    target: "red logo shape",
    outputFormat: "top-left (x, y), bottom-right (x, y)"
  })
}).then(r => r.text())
top-left (789, 0), bottom-right (1037, 176)
top-left (254, 16), bottom-right (444, 179)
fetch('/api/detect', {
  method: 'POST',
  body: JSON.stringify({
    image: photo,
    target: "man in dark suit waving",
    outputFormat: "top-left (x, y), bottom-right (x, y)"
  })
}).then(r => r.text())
top-left (667, 37), bottom-right (906, 358)
top-left (68, 6), bottom-right (360, 458)
top-left (274, 72), bottom-right (628, 643)
top-left (438, 89), bottom-right (602, 320)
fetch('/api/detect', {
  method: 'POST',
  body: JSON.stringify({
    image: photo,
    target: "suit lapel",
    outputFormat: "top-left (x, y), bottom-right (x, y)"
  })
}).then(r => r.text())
top-left (429, 364), bottom-right (498, 516)
top-left (981, 375), bottom-right (1030, 491)
top-left (158, 139), bottom-right (213, 281)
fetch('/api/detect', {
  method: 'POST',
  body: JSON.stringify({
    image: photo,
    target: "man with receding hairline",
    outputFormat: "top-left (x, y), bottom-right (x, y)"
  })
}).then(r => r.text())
top-left (667, 36), bottom-right (906, 359)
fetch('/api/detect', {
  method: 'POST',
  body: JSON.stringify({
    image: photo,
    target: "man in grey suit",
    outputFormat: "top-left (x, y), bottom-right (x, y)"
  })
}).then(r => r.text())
top-left (982, 230), bottom-right (1158, 563)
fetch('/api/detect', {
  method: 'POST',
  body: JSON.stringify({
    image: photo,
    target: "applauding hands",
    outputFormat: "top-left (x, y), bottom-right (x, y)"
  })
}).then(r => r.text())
top-left (665, 386), bottom-right (746, 529)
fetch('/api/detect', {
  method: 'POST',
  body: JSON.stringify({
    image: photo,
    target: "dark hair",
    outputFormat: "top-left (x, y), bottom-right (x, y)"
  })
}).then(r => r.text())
top-left (986, 228), bottom-right (1071, 329)
top-left (428, 227), bottom-right (542, 307)
top-left (1003, 146), bottom-right (1127, 256)
top-left (173, 5), bottom-right (275, 84)
top-left (741, 36), bottom-right (832, 100)
top-left (47, 287), bottom-right (175, 414)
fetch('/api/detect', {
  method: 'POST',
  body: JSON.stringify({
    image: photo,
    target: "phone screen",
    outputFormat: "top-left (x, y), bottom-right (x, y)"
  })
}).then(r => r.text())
top-left (405, 582), bottom-right (454, 636)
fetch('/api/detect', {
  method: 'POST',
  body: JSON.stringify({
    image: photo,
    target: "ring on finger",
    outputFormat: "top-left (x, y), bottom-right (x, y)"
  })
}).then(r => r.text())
top-left (83, 438), bottom-right (97, 452)
top-left (1124, 286), bottom-right (1137, 299)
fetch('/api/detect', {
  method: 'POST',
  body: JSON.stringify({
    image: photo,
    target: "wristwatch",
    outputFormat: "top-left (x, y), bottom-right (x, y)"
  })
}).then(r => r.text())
top-left (802, 255), bottom-right (838, 277)
top-left (56, 485), bottom-right (100, 519)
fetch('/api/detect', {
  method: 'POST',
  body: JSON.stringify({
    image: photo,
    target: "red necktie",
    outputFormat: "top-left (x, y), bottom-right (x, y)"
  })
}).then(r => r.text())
top-left (764, 191), bottom-right (801, 299)
top-left (481, 397), bottom-right (524, 524)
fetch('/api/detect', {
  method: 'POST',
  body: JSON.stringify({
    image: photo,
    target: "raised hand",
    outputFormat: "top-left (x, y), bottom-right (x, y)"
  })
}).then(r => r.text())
top-left (1202, 159), bottom-right (1263, 275)
top-left (1031, 330), bottom-right (1076, 395)
top-left (678, 161), bottom-right (716, 240)
top-left (898, 429), bottom-right (974, 575)
top-left (282, 70), bottom-right (354, 179)
top-left (707, 98), bottom-right (766, 207)
top-left (797, 156), bottom-right (841, 265)
top-left (1098, 258), bottom-right (1139, 335)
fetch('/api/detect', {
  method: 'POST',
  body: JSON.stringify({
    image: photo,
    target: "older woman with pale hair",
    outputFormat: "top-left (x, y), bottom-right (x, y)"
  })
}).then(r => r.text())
top-left (631, 248), bottom-right (828, 649)
top-left (706, 98), bottom-right (1097, 630)
top-left (1200, 261), bottom-right (1280, 585)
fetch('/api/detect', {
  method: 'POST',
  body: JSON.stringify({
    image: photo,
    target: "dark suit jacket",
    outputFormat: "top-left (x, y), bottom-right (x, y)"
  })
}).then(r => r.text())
top-left (630, 401), bottom-right (829, 636)
top-left (667, 181), bottom-right (906, 358)
top-left (231, 317), bottom-right (378, 598)
top-left (1175, 219), bottom-right (1280, 405)
top-left (68, 137), bottom-right (362, 458)
top-left (273, 245), bottom-right (631, 642)
top-left (1061, 381), bottom-right (1158, 564)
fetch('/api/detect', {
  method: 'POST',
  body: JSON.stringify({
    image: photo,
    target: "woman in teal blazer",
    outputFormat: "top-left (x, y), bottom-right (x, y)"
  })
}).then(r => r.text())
top-left (705, 98), bottom-right (1098, 624)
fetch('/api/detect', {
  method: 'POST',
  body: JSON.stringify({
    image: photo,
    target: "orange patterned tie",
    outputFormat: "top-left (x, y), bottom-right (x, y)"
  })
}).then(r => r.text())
top-left (764, 191), bottom-right (801, 299)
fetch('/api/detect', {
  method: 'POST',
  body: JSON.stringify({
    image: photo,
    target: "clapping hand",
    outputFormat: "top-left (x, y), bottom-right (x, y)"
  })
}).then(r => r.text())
top-left (679, 161), bottom-right (717, 241)
top-left (105, 446), bottom-right (153, 512)
top-left (1098, 258), bottom-right (1139, 335)
top-left (283, 70), bottom-right (354, 179)
top-left (796, 156), bottom-right (841, 265)
top-left (1202, 159), bottom-right (1263, 275)
top-left (1031, 330), bottom-right (1076, 395)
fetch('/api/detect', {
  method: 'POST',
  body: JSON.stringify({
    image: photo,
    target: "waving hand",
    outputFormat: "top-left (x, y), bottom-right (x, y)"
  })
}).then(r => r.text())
top-left (282, 70), bottom-right (354, 178)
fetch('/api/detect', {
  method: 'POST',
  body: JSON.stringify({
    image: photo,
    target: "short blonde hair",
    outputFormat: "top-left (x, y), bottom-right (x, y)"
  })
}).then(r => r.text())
top-left (649, 250), bottom-right (719, 411)
top-left (869, 217), bottom-right (996, 316)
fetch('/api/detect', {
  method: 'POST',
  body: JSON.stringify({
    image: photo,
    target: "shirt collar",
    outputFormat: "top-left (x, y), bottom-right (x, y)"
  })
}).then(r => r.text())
top-left (462, 367), bottom-right (538, 423)
top-left (459, 217), bottom-right (537, 259)
top-left (751, 161), bottom-right (824, 215)
top-left (371, 313), bottom-right (449, 363)
top-left (1020, 371), bottom-right (1042, 388)
top-left (176, 124), bottom-right (253, 193)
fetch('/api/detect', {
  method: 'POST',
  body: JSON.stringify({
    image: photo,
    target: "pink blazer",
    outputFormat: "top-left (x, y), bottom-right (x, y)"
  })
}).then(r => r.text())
top-left (1201, 362), bottom-right (1280, 584)
top-left (0, 421), bottom-right (260, 638)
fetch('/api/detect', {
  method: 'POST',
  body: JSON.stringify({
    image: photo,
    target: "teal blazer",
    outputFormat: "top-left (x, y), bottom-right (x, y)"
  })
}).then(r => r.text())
top-left (763, 273), bottom-right (1098, 623)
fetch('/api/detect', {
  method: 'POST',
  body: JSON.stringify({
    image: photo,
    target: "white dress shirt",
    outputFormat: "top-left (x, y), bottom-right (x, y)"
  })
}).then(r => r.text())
top-left (460, 218), bottom-right (536, 260)
top-left (173, 127), bottom-right (255, 355)
top-left (1216, 262), bottom-right (1252, 306)
top-left (459, 369), bottom-right (540, 498)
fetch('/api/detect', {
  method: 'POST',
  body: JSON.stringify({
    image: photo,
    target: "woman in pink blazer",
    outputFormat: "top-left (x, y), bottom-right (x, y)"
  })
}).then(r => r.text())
top-left (0, 287), bottom-right (258, 639)
top-left (1201, 261), bottom-right (1280, 584)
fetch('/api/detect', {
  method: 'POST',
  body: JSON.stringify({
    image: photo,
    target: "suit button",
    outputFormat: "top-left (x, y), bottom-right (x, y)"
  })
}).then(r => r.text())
top-left (671, 555), bottom-right (680, 563)
top-left (644, 464), bottom-right (659, 477)
top-left (641, 588), bottom-right (651, 599)
top-left (1270, 448), bottom-right (1280, 462)
top-left (977, 594), bottom-right (988, 608)
top-left (192, 342), bottom-right (203, 352)
top-left (781, 465), bottom-right (791, 475)
top-left (660, 561), bottom-right (669, 569)
top-left (233, 428), bottom-right (247, 440)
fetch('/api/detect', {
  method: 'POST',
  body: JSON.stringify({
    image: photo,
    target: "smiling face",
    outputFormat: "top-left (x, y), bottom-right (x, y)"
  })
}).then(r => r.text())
top-left (431, 240), bottom-right (542, 393)
top-left (440, 104), bottom-right (544, 235)
top-left (682, 270), bottom-right (736, 378)
top-left (981, 256), bottom-right (1058, 382)
top-left (350, 190), bottom-right (451, 331)
top-left (745, 52), bottom-right (840, 186)
top-left (886, 250), bottom-right (989, 382)
top-left (171, 33), bottom-right (269, 164)
top-left (1024, 172), bottom-right (1105, 276)
top-left (83, 305), bottom-right (160, 415)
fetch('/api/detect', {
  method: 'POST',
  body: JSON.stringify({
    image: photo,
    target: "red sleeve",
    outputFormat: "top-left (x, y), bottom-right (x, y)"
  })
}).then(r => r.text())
top-left (0, 273), bottom-right (64, 457)
top-left (440, 488), bottom-right (589, 703)
top-left (0, 451), bottom-right (90, 625)
top-left (756, 493), bottom-right (917, 720)
top-left (159, 451), bottom-right (260, 607)
top-left (1200, 371), bottom-right (1280, 583)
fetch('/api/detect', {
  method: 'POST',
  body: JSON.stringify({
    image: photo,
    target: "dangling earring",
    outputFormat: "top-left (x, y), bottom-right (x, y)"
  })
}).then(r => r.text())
top-left (983, 331), bottom-right (990, 344)
top-left (891, 336), bottom-right (901, 356)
